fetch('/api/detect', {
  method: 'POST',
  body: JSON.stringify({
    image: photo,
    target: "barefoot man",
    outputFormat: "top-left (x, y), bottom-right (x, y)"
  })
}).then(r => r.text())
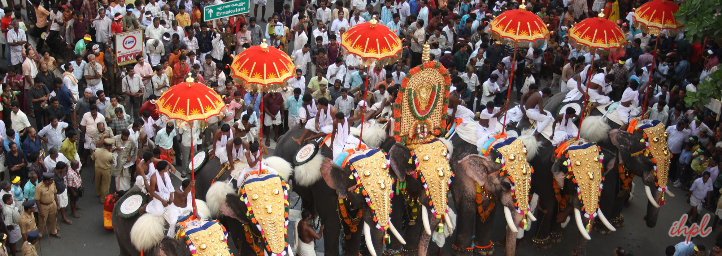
top-left (166, 179), bottom-right (195, 237)
top-left (520, 85), bottom-right (553, 138)
top-left (295, 209), bottom-right (324, 256)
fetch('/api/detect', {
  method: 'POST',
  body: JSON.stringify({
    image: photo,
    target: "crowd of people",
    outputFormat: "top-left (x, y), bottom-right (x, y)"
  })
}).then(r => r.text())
top-left (0, 0), bottom-right (720, 253)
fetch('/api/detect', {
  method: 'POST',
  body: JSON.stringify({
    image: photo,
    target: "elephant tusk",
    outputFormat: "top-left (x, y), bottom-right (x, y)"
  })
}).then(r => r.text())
top-left (526, 211), bottom-right (537, 222)
top-left (364, 222), bottom-right (378, 256)
top-left (574, 208), bottom-right (591, 240)
top-left (444, 207), bottom-right (454, 232)
top-left (422, 205), bottom-right (432, 235)
top-left (645, 185), bottom-right (660, 208)
top-left (388, 221), bottom-right (406, 245)
top-left (597, 209), bottom-right (616, 232)
top-left (287, 245), bottom-right (295, 256)
top-left (503, 206), bottom-right (519, 233)
top-left (665, 189), bottom-right (675, 197)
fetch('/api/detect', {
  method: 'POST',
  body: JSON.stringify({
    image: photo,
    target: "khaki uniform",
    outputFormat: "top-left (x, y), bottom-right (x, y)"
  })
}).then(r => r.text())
top-left (35, 182), bottom-right (58, 236)
top-left (92, 147), bottom-right (115, 203)
top-left (19, 211), bottom-right (37, 240)
top-left (22, 241), bottom-right (37, 256)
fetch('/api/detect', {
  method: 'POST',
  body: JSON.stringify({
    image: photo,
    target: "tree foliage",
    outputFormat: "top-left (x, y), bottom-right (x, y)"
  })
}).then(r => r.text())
top-left (685, 68), bottom-right (722, 110)
top-left (675, 0), bottom-right (722, 44)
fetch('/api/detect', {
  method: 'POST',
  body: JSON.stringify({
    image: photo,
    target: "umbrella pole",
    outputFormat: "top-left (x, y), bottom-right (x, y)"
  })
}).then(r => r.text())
top-left (259, 90), bottom-right (264, 168)
top-left (641, 37), bottom-right (660, 117)
top-left (191, 124), bottom-right (196, 218)
top-left (358, 65), bottom-right (369, 150)
top-left (577, 48), bottom-right (597, 139)
top-left (501, 41), bottom-right (519, 134)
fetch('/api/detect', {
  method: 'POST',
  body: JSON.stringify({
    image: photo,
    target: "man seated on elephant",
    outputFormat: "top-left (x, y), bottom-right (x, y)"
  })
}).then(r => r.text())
top-left (362, 87), bottom-right (398, 138)
top-left (166, 178), bottom-right (195, 237)
top-left (211, 124), bottom-right (234, 164)
top-left (448, 84), bottom-right (475, 125)
top-left (227, 137), bottom-right (250, 176)
top-left (549, 107), bottom-right (578, 146)
top-left (521, 85), bottom-right (553, 138)
top-left (297, 94), bottom-right (318, 128)
top-left (143, 160), bottom-right (175, 216)
top-left (330, 112), bottom-right (362, 161)
top-left (293, 98), bottom-right (337, 145)
top-left (579, 68), bottom-right (613, 109)
top-left (616, 79), bottom-right (651, 130)
top-left (476, 101), bottom-right (507, 151)
top-left (236, 142), bottom-right (274, 187)
top-left (234, 109), bottom-right (259, 143)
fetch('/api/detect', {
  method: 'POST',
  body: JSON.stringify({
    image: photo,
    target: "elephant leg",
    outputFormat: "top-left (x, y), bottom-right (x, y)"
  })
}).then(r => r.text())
top-left (532, 195), bottom-right (556, 249)
top-left (343, 220), bottom-right (363, 256)
top-left (472, 212), bottom-right (495, 256)
top-left (576, 231), bottom-right (589, 256)
top-left (450, 188), bottom-right (477, 256)
top-left (401, 216), bottom-right (423, 255)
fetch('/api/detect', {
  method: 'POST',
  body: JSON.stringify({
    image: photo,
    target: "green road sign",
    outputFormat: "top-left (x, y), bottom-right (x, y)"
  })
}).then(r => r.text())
top-left (204, 0), bottom-right (249, 21)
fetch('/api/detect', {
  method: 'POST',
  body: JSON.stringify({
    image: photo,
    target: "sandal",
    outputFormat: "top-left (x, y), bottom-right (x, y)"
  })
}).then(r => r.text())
top-left (72, 213), bottom-right (81, 218)
top-left (62, 219), bottom-right (72, 225)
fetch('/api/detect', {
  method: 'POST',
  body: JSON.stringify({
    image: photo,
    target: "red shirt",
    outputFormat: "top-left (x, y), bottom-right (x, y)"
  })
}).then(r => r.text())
top-left (139, 101), bottom-right (159, 119)
top-left (1, 17), bottom-right (11, 38)
top-left (263, 92), bottom-right (283, 115)
top-left (690, 42), bottom-right (702, 63)
top-left (111, 20), bottom-right (123, 33)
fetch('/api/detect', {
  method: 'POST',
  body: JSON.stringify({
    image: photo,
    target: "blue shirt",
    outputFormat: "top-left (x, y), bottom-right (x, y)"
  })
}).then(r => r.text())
top-left (674, 60), bottom-right (690, 81)
top-left (21, 136), bottom-right (42, 156)
top-left (3, 134), bottom-right (20, 152)
top-left (409, 0), bottom-right (418, 15)
top-left (244, 92), bottom-right (262, 116)
top-left (70, 61), bottom-right (86, 80)
top-left (380, 6), bottom-right (395, 25)
top-left (679, 149), bottom-right (693, 165)
top-left (57, 86), bottom-right (74, 115)
top-left (154, 129), bottom-right (177, 150)
top-left (23, 180), bottom-right (36, 200)
top-left (458, 88), bottom-right (472, 106)
top-left (387, 20), bottom-right (402, 36)
top-left (285, 95), bottom-right (303, 117)
top-left (11, 184), bottom-right (23, 202)
top-left (348, 71), bottom-right (365, 90)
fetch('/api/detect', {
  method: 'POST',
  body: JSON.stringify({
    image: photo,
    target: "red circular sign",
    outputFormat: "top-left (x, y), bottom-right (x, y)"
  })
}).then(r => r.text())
top-left (123, 36), bottom-right (137, 50)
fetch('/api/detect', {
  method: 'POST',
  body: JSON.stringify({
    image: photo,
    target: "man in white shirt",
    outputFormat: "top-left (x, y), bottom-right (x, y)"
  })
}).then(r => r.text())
top-left (210, 30), bottom-right (225, 62)
top-left (349, 10), bottom-right (366, 27)
top-left (647, 101), bottom-right (669, 125)
top-left (122, 66), bottom-right (145, 122)
top-left (313, 21), bottom-right (329, 45)
top-left (688, 169), bottom-right (714, 224)
top-left (146, 39), bottom-right (165, 66)
top-left (292, 45), bottom-right (312, 76)
top-left (317, 1), bottom-right (333, 26)
top-left (39, 116), bottom-right (69, 151)
top-left (418, 0), bottom-right (429, 29)
top-left (145, 0), bottom-right (162, 16)
top-left (92, 9), bottom-right (113, 43)
top-left (330, 11), bottom-right (349, 34)
top-left (326, 57), bottom-right (346, 85)
top-left (397, 0), bottom-right (410, 24)
top-left (7, 21), bottom-right (27, 66)
top-left (480, 74), bottom-right (500, 106)
top-left (183, 28), bottom-right (199, 55)
top-left (151, 66), bottom-right (170, 97)
top-left (351, 0), bottom-right (366, 13)
top-left (10, 102), bottom-right (32, 133)
top-left (145, 17), bottom-right (166, 41)
top-left (287, 71), bottom-right (306, 96)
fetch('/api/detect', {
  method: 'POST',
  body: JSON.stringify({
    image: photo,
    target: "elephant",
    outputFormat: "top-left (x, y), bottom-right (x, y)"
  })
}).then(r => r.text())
top-left (113, 186), bottom-right (210, 256)
top-left (270, 125), bottom-right (400, 256)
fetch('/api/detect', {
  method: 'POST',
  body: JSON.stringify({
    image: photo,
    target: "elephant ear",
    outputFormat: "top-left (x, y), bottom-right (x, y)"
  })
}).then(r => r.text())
top-left (159, 237), bottom-right (193, 256)
top-left (388, 143), bottom-right (413, 182)
top-left (222, 194), bottom-right (249, 225)
top-left (459, 155), bottom-right (499, 187)
top-left (609, 129), bottom-right (642, 166)
top-left (321, 158), bottom-right (352, 199)
top-left (551, 157), bottom-right (567, 189)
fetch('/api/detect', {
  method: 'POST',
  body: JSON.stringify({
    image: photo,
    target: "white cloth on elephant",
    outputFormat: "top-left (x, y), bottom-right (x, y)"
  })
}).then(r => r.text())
top-left (563, 77), bottom-right (584, 103)
top-left (550, 113), bottom-right (578, 146)
top-left (57, 189), bottom-right (69, 208)
top-left (448, 105), bottom-right (475, 124)
top-left (332, 117), bottom-right (359, 161)
top-left (215, 130), bottom-right (234, 164)
top-left (475, 107), bottom-right (501, 151)
top-left (503, 106), bottom-right (524, 125)
top-left (524, 99), bottom-right (553, 134)
top-left (615, 87), bottom-right (641, 124)
top-left (305, 105), bottom-right (333, 134)
top-left (229, 144), bottom-right (250, 178)
top-left (165, 192), bottom-right (193, 237)
top-left (146, 171), bottom-right (174, 216)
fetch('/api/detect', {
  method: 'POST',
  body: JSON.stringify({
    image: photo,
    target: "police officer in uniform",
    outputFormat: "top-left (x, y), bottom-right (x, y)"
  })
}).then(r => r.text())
top-left (35, 173), bottom-right (60, 238)
top-left (92, 138), bottom-right (116, 203)
top-left (22, 230), bottom-right (39, 256)
top-left (19, 200), bottom-right (39, 242)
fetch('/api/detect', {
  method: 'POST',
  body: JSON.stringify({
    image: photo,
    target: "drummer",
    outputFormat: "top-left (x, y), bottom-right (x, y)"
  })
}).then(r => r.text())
top-left (112, 130), bottom-right (137, 192)
top-left (227, 137), bottom-right (250, 176)
top-left (211, 124), bottom-right (234, 164)
top-left (236, 142), bottom-right (272, 188)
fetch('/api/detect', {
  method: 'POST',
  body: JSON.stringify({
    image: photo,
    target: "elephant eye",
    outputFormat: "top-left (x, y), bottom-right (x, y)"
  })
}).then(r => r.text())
top-left (501, 182), bottom-right (511, 191)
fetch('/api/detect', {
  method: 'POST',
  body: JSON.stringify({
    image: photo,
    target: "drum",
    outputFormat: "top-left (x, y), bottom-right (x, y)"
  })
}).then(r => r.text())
top-left (294, 141), bottom-right (319, 165)
top-left (115, 191), bottom-right (148, 218)
top-left (188, 151), bottom-right (208, 173)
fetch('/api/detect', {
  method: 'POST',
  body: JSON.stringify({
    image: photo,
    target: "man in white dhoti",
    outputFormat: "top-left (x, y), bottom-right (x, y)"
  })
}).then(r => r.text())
top-left (330, 113), bottom-right (361, 161)
top-left (227, 137), bottom-right (250, 178)
top-left (295, 210), bottom-right (323, 256)
top-left (616, 79), bottom-right (649, 129)
top-left (549, 107), bottom-right (579, 146)
top-left (112, 130), bottom-right (136, 191)
top-left (521, 85), bottom-right (553, 138)
top-left (234, 110), bottom-right (259, 143)
top-left (235, 142), bottom-right (275, 187)
top-left (293, 98), bottom-right (336, 145)
top-left (584, 71), bottom-right (614, 108)
top-left (297, 95), bottom-right (318, 126)
top-left (476, 101), bottom-right (506, 151)
top-left (143, 160), bottom-right (174, 216)
top-left (563, 72), bottom-right (584, 103)
top-left (210, 124), bottom-right (234, 164)
top-left (165, 179), bottom-right (195, 237)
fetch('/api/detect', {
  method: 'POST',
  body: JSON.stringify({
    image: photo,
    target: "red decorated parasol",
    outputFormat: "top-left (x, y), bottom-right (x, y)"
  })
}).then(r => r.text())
top-left (489, 0), bottom-right (549, 131)
top-left (231, 40), bottom-right (295, 165)
top-left (156, 77), bottom-right (225, 217)
top-left (340, 16), bottom-right (402, 148)
top-left (632, 0), bottom-right (683, 115)
top-left (568, 13), bottom-right (626, 137)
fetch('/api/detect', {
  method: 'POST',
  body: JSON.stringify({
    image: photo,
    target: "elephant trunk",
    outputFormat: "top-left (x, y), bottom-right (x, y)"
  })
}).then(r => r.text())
top-left (645, 189), bottom-right (663, 228)
top-left (645, 185), bottom-right (661, 208)
top-left (574, 208), bottom-right (591, 240)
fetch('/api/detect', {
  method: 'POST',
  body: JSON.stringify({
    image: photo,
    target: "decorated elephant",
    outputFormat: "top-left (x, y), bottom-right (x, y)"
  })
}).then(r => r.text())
top-left (112, 186), bottom-right (214, 256)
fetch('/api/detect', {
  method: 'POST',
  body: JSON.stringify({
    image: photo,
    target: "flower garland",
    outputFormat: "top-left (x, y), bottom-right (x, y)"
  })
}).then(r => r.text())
top-left (618, 164), bottom-right (635, 191)
top-left (243, 224), bottom-right (264, 256)
top-left (337, 198), bottom-right (363, 238)
top-left (476, 184), bottom-right (496, 223)
top-left (562, 145), bottom-right (605, 221)
top-left (240, 178), bottom-right (291, 256)
top-left (393, 61), bottom-right (451, 144)
top-left (406, 83), bottom-right (442, 120)
top-left (552, 179), bottom-right (569, 213)
top-left (399, 180), bottom-right (420, 225)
